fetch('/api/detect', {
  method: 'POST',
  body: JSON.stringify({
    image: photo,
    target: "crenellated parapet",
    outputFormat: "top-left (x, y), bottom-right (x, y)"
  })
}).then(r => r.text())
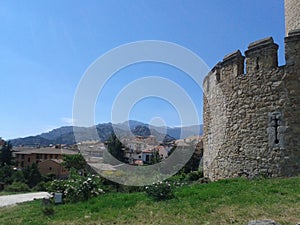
top-left (245, 37), bottom-right (278, 74)
top-left (205, 37), bottom-right (283, 86)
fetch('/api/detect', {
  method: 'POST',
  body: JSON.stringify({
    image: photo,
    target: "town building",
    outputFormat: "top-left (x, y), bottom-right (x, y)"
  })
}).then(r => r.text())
top-left (14, 147), bottom-right (78, 178)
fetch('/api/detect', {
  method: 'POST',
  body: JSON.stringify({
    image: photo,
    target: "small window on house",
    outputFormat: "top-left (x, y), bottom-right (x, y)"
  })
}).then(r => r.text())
top-left (49, 167), bottom-right (52, 171)
top-left (28, 157), bottom-right (30, 162)
top-left (21, 155), bottom-right (25, 159)
top-left (50, 154), bottom-right (53, 159)
top-left (44, 154), bottom-right (48, 159)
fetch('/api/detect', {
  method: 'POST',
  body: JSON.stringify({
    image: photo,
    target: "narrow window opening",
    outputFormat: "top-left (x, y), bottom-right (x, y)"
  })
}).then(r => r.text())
top-left (215, 71), bottom-right (220, 82)
top-left (271, 114), bottom-right (280, 144)
top-left (256, 57), bottom-right (259, 70)
top-left (268, 111), bottom-right (285, 148)
top-left (216, 73), bottom-right (220, 82)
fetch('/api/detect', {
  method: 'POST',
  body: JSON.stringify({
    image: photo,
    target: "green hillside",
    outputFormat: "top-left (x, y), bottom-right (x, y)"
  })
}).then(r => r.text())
top-left (0, 176), bottom-right (299, 225)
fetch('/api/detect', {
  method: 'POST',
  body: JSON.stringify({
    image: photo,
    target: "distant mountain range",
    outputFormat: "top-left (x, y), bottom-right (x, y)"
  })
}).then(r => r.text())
top-left (10, 120), bottom-right (203, 147)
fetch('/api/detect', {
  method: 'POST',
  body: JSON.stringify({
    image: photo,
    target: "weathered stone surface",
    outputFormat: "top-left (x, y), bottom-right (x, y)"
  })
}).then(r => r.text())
top-left (248, 37), bottom-right (275, 50)
top-left (247, 220), bottom-right (281, 225)
top-left (285, 0), bottom-right (300, 35)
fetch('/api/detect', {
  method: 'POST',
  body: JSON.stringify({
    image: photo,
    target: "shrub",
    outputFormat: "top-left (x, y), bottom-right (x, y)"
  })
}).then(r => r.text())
top-left (166, 173), bottom-right (187, 183)
top-left (145, 181), bottom-right (174, 201)
top-left (23, 163), bottom-right (42, 188)
top-left (46, 175), bottom-right (104, 203)
top-left (4, 181), bottom-right (30, 192)
top-left (32, 181), bottom-right (46, 191)
top-left (42, 173), bottom-right (57, 182)
top-left (0, 165), bottom-right (14, 185)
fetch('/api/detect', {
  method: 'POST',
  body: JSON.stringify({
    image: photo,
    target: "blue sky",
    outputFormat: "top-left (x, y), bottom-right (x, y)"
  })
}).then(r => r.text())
top-left (0, 1), bottom-right (285, 139)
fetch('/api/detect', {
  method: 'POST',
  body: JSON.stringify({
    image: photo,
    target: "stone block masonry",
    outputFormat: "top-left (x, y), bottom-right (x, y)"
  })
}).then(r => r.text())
top-left (285, 0), bottom-right (300, 35)
top-left (203, 32), bottom-right (300, 181)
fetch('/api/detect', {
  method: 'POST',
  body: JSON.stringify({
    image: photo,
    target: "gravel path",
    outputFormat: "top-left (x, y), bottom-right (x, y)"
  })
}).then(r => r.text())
top-left (0, 192), bottom-right (51, 207)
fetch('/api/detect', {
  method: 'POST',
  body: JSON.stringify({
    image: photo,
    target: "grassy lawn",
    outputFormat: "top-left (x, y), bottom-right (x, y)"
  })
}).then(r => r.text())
top-left (0, 176), bottom-right (299, 225)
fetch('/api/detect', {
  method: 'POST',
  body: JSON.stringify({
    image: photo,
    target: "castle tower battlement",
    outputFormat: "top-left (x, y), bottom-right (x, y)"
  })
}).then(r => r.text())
top-left (206, 37), bottom-right (281, 86)
top-left (203, 31), bottom-right (300, 181)
top-left (220, 50), bottom-right (244, 78)
top-left (245, 37), bottom-right (278, 74)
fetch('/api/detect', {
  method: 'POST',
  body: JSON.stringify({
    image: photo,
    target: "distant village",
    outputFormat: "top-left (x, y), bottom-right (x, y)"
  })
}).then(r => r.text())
top-left (5, 134), bottom-right (203, 180)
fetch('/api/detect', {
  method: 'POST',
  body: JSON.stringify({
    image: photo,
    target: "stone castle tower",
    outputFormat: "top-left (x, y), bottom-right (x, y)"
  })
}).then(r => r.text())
top-left (202, 0), bottom-right (300, 181)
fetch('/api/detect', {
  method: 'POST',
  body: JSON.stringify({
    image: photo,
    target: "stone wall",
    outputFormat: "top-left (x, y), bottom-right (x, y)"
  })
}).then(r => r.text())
top-left (285, 0), bottom-right (300, 35)
top-left (203, 33), bottom-right (300, 181)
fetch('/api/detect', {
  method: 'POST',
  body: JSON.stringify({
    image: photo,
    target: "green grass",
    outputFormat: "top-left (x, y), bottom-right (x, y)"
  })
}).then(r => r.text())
top-left (0, 176), bottom-right (299, 225)
top-left (0, 191), bottom-right (26, 196)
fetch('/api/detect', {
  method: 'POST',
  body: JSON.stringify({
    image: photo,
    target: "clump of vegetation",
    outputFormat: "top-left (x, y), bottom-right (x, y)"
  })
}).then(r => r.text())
top-left (62, 154), bottom-right (87, 172)
top-left (46, 154), bottom-right (105, 202)
top-left (46, 170), bottom-right (104, 203)
top-left (0, 141), bottom-right (13, 167)
top-left (145, 181), bottom-right (175, 201)
top-left (4, 181), bottom-right (30, 192)
top-left (0, 139), bottom-right (47, 192)
top-left (105, 133), bottom-right (126, 164)
top-left (22, 163), bottom-right (42, 188)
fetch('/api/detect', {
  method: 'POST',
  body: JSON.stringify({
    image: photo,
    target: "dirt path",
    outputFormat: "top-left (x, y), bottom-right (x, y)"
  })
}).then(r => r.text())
top-left (0, 192), bottom-right (51, 207)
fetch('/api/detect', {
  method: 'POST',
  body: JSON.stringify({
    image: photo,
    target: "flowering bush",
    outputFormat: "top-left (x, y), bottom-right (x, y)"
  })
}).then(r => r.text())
top-left (144, 181), bottom-right (174, 201)
top-left (46, 174), bottom-right (104, 203)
